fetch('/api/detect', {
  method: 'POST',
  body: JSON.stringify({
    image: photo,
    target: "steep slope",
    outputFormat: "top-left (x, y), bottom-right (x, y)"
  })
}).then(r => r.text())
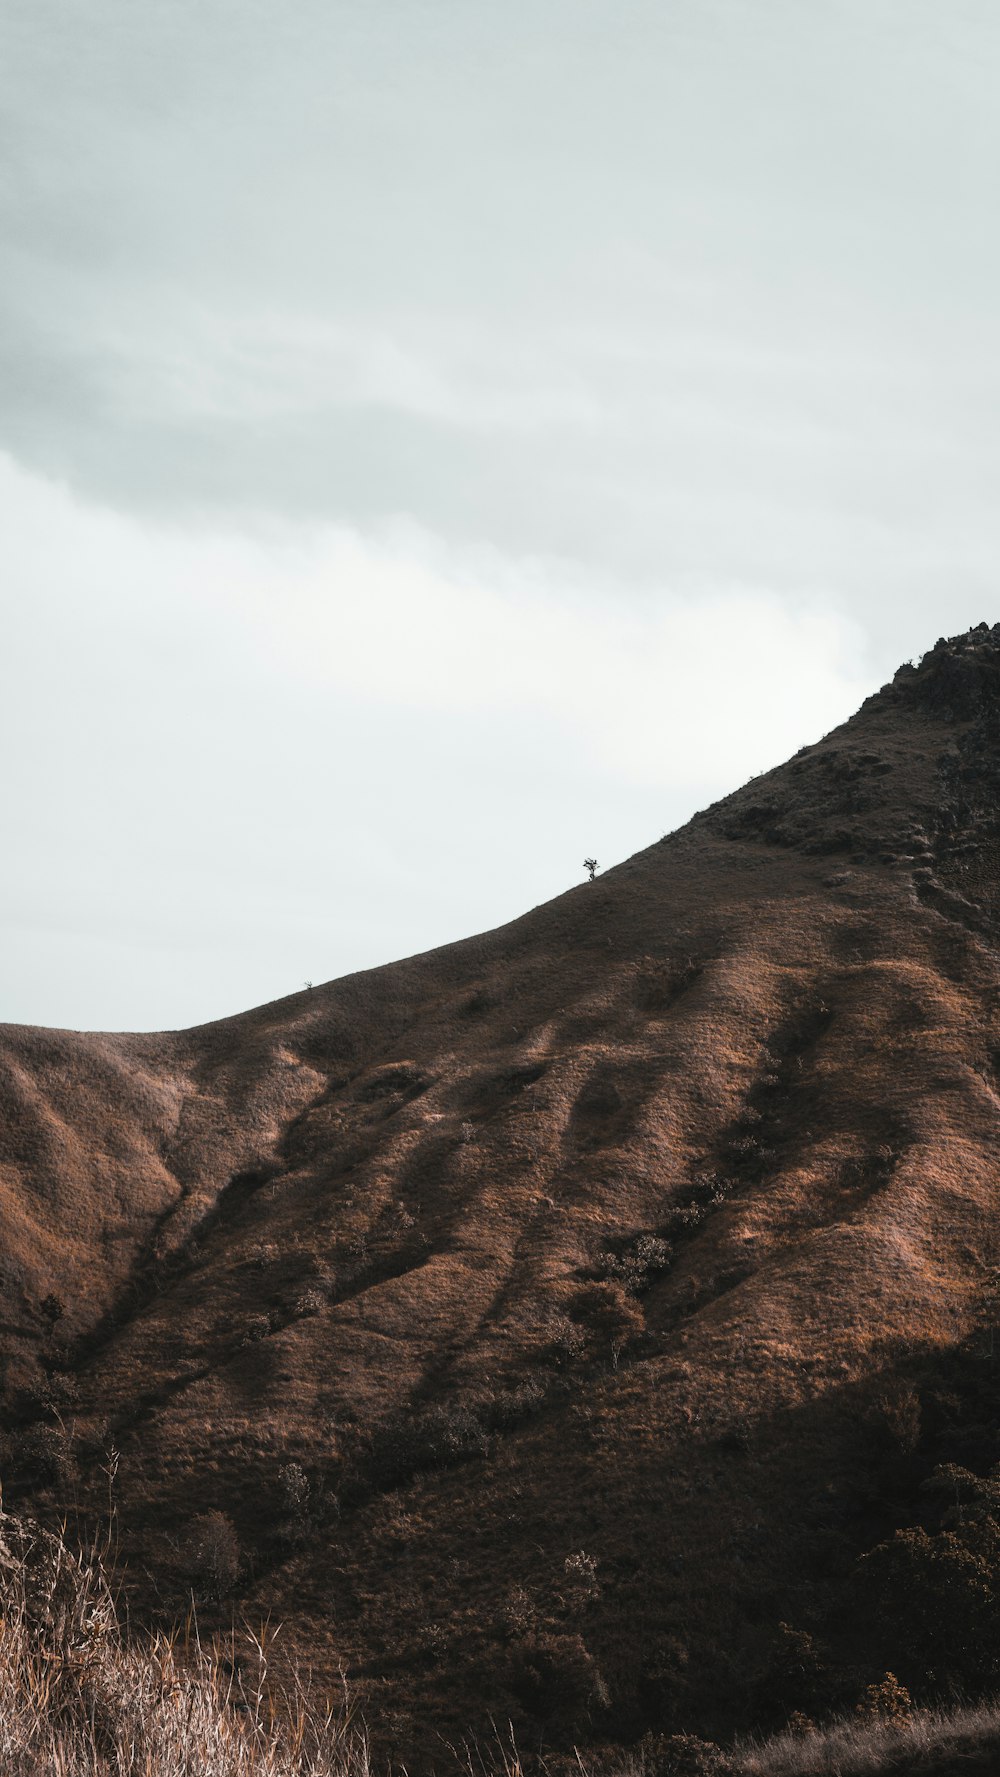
top-left (5, 624), bottom-right (1000, 1764)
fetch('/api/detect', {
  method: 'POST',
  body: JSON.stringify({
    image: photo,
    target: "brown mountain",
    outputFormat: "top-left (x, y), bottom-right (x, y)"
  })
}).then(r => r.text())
top-left (5, 623), bottom-right (1000, 1765)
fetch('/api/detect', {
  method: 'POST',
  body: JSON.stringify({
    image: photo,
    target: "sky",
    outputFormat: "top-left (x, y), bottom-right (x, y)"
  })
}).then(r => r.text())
top-left (3, 0), bottom-right (1000, 1032)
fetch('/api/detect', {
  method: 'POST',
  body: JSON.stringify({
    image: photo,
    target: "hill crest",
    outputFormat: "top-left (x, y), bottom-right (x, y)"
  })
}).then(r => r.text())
top-left (3, 622), bottom-right (1000, 1763)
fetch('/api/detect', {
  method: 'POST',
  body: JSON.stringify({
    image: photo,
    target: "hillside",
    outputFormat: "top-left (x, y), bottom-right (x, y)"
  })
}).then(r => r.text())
top-left (5, 623), bottom-right (1000, 1767)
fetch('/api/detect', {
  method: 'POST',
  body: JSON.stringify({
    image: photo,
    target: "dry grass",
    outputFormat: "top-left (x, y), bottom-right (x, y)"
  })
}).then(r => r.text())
top-left (734, 1700), bottom-right (1000, 1775)
top-left (0, 1532), bottom-right (369, 1777)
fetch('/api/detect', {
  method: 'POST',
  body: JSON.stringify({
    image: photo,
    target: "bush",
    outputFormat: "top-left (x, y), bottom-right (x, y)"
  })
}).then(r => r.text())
top-left (369, 1403), bottom-right (488, 1488)
top-left (294, 1287), bottom-right (325, 1318)
top-left (8, 1422), bottom-right (75, 1489)
top-left (507, 1630), bottom-right (607, 1727)
top-left (855, 1671), bottom-right (912, 1725)
top-left (569, 1281), bottom-right (645, 1364)
top-left (273, 1462), bottom-right (315, 1548)
top-left (755, 1622), bottom-right (832, 1719)
top-left (857, 1524), bottom-right (996, 1687)
top-left (484, 1378), bottom-right (549, 1430)
top-left (540, 1316), bottom-right (588, 1368)
top-left (598, 1233), bottom-right (672, 1294)
top-left (179, 1512), bottom-right (241, 1600)
top-left (39, 1293), bottom-right (65, 1334)
top-left (563, 1549), bottom-right (600, 1607)
top-left (638, 1733), bottom-right (733, 1776)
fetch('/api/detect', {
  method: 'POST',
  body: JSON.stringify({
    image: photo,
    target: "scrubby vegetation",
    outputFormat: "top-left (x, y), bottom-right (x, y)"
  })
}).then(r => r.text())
top-left (4, 1509), bottom-right (1000, 1777)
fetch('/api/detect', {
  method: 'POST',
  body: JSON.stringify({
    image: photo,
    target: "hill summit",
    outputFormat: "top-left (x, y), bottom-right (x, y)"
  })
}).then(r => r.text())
top-left (5, 623), bottom-right (1000, 1763)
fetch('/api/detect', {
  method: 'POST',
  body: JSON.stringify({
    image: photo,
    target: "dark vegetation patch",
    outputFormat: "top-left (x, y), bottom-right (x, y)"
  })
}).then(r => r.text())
top-left (356, 1063), bottom-right (431, 1104)
top-left (461, 1059), bottom-right (549, 1123)
top-left (635, 956), bottom-right (704, 1013)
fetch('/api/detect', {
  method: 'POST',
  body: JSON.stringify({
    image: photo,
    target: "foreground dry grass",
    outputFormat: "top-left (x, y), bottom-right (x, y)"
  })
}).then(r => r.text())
top-left (0, 1532), bottom-right (370, 1777)
top-left (735, 1701), bottom-right (1000, 1775)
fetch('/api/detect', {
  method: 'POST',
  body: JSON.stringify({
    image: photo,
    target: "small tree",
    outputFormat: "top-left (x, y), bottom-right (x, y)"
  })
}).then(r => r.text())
top-left (180, 1511), bottom-right (241, 1600)
top-left (856, 1672), bottom-right (912, 1725)
top-left (583, 858), bottom-right (599, 881)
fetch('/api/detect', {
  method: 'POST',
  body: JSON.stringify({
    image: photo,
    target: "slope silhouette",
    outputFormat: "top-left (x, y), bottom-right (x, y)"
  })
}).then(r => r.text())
top-left (5, 623), bottom-right (1000, 1765)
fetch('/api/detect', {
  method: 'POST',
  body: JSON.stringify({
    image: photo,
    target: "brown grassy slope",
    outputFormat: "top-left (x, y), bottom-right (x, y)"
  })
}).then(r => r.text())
top-left (4, 624), bottom-right (1000, 1765)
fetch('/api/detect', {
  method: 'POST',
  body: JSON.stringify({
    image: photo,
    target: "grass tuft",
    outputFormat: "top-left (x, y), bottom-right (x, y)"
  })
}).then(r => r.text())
top-left (734, 1698), bottom-right (1000, 1775)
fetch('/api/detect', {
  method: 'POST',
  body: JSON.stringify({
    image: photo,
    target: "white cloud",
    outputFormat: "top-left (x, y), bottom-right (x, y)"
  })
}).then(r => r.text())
top-left (0, 454), bottom-right (875, 1030)
top-left (4, 0), bottom-right (1000, 1027)
top-left (238, 534), bottom-right (873, 788)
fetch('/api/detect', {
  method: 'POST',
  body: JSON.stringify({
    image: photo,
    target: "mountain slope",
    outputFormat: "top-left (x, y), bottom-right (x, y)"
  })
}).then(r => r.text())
top-left (5, 624), bottom-right (1000, 1763)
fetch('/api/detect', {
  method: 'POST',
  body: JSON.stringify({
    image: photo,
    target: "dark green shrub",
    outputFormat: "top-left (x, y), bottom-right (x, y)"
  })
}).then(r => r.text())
top-left (484, 1378), bottom-right (549, 1430)
top-left (239, 1313), bottom-right (271, 1346)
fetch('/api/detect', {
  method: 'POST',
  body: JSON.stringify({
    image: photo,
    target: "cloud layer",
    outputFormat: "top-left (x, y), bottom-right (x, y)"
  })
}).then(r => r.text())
top-left (3, 454), bottom-right (873, 1028)
top-left (2, 1), bottom-right (999, 1024)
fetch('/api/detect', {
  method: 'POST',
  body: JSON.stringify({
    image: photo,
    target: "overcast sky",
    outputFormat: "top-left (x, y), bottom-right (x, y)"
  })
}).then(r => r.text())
top-left (3, 0), bottom-right (999, 1032)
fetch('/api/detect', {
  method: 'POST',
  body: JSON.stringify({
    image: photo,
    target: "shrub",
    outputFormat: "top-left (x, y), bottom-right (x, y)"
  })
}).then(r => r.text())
top-left (867, 1381), bottom-right (922, 1459)
top-left (540, 1316), bottom-right (588, 1369)
top-left (294, 1287), bottom-right (325, 1319)
top-left (664, 1203), bottom-right (706, 1236)
top-left (413, 1621), bottom-right (448, 1665)
top-left (369, 1403), bottom-right (488, 1487)
top-left (569, 1281), bottom-right (645, 1364)
top-left (507, 1630), bottom-right (607, 1726)
top-left (484, 1378), bottom-right (549, 1430)
top-left (857, 1524), bottom-right (996, 1686)
top-left (638, 1732), bottom-right (733, 1776)
top-left (279, 1461), bottom-right (310, 1515)
top-left (599, 1233), bottom-right (672, 1294)
top-left (855, 1671), bottom-right (912, 1725)
top-left (756, 1622), bottom-right (833, 1718)
top-left (498, 1584), bottom-right (536, 1641)
top-left (274, 1462), bottom-right (315, 1547)
top-left (272, 1460), bottom-right (339, 1544)
top-left (179, 1512), bottom-right (241, 1600)
top-left (783, 1712), bottom-right (816, 1737)
top-left (39, 1369), bottom-right (81, 1416)
top-left (8, 1422), bottom-right (75, 1489)
top-left (563, 1549), bottom-right (601, 1607)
